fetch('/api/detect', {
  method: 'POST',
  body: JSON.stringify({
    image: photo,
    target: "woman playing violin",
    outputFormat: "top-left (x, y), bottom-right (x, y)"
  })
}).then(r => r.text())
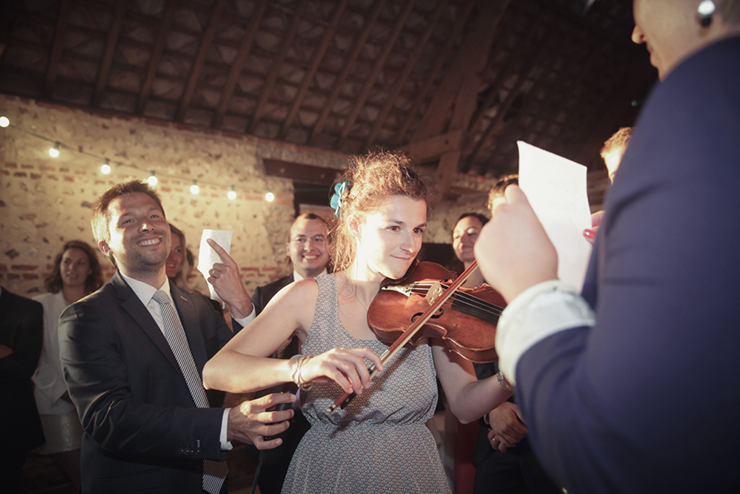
top-left (203, 151), bottom-right (512, 493)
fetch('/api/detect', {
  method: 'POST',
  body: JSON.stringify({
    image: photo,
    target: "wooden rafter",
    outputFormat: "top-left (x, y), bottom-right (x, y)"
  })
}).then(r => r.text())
top-left (467, 12), bottom-right (545, 139)
top-left (396, 130), bottom-right (462, 164)
top-left (335, 0), bottom-right (416, 148)
top-left (136, 0), bottom-right (177, 114)
top-left (92, 0), bottom-right (128, 107)
top-left (44, 0), bottom-right (73, 98)
top-left (249, 0), bottom-right (309, 134)
top-left (364, 1), bottom-right (444, 146)
top-left (412, 0), bottom-right (507, 143)
top-left (392, 0), bottom-right (474, 147)
top-left (426, 1), bottom-right (509, 199)
top-left (211, 0), bottom-right (269, 129)
top-left (309, 0), bottom-right (386, 144)
top-left (175, 0), bottom-right (226, 123)
top-left (466, 34), bottom-right (551, 166)
top-left (278, 0), bottom-right (349, 140)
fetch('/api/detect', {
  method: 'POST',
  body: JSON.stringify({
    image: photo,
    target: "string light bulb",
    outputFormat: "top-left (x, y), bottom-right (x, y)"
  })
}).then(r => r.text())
top-left (190, 180), bottom-right (199, 195)
top-left (265, 189), bottom-right (275, 202)
top-left (0, 116), bottom-right (9, 128)
top-left (147, 171), bottom-right (158, 186)
top-left (227, 185), bottom-right (237, 200)
top-left (49, 142), bottom-right (60, 158)
top-left (100, 158), bottom-right (111, 175)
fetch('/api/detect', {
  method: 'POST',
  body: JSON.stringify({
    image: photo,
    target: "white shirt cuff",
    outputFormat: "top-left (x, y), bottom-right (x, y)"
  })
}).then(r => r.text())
top-left (220, 408), bottom-right (233, 451)
top-left (496, 280), bottom-right (595, 384)
top-left (233, 305), bottom-right (256, 327)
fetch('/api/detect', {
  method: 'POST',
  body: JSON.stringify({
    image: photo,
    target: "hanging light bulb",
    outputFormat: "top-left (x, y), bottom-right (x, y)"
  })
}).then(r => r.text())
top-left (0, 116), bottom-right (9, 128)
top-left (265, 189), bottom-right (275, 202)
top-left (147, 171), bottom-right (158, 186)
top-left (100, 159), bottom-right (111, 175)
top-left (227, 185), bottom-right (237, 200)
top-left (190, 180), bottom-right (200, 195)
top-left (49, 142), bottom-right (60, 158)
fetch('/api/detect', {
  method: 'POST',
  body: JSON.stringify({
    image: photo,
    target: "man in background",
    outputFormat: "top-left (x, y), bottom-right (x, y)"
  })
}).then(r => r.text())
top-left (246, 212), bottom-right (330, 494)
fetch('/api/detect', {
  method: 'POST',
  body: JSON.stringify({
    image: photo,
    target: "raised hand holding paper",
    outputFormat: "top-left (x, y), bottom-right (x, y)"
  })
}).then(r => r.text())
top-left (517, 141), bottom-right (592, 290)
top-left (198, 230), bottom-right (234, 305)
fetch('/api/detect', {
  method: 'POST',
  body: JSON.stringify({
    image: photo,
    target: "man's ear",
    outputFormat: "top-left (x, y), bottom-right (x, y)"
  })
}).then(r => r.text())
top-left (98, 240), bottom-right (110, 256)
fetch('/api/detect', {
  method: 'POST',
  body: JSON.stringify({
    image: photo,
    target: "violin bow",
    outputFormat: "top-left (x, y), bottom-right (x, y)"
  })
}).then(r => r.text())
top-left (328, 260), bottom-right (480, 412)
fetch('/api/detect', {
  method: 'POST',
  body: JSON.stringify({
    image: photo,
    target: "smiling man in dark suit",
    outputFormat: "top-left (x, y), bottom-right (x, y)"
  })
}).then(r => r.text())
top-left (59, 180), bottom-right (294, 494)
top-left (251, 213), bottom-right (330, 318)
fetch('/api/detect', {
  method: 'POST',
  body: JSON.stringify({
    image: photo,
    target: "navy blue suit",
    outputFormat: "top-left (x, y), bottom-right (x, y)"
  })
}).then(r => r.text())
top-left (515, 37), bottom-right (740, 493)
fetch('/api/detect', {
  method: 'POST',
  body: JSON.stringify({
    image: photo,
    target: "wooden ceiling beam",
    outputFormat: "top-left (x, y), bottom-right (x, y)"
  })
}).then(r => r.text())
top-left (44, 0), bottom-right (73, 99)
top-left (174, 0), bottom-right (226, 122)
top-left (412, 0), bottom-right (508, 143)
top-left (364, 1), bottom-right (444, 146)
top-left (263, 158), bottom-right (342, 186)
top-left (393, 0), bottom-right (474, 147)
top-left (212, 0), bottom-right (269, 129)
top-left (136, 0), bottom-right (177, 115)
top-left (466, 36), bottom-right (550, 167)
top-left (396, 130), bottom-right (462, 164)
top-left (427, 1), bottom-right (510, 199)
top-left (92, 0), bottom-right (127, 108)
top-left (279, 0), bottom-right (349, 140)
top-left (249, 0), bottom-right (309, 134)
top-left (309, 0), bottom-right (386, 144)
top-left (335, 0), bottom-right (416, 148)
top-left (468, 12), bottom-right (545, 138)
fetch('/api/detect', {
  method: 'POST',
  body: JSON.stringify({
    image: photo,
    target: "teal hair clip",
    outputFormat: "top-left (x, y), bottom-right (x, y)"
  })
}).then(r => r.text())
top-left (330, 181), bottom-right (351, 218)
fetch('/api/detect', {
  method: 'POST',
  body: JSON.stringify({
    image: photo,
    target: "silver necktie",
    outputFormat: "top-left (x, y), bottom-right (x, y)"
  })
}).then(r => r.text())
top-left (152, 290), bottom-right (227, 494)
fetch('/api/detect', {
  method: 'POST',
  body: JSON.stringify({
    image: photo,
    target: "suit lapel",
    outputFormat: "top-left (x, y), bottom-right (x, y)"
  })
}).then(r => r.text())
top-left (112, 273), bottom-right (181, 373)
top-left (170, 283), bottom-right (208, 373)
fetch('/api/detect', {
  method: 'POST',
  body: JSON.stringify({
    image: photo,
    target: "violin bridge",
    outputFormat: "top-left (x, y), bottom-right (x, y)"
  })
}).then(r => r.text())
top-left (425, 281), bottom-right (444, 306)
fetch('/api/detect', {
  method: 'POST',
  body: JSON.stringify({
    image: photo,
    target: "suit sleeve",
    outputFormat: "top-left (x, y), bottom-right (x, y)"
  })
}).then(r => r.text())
top-left (0, 297), bottom-right (43, 382)
top-left (59, 300), bottom-right (228, 462)
top-left (504, 44), bottom-right (740, 494)
top-left (251, 285), bottom-right (266, 317)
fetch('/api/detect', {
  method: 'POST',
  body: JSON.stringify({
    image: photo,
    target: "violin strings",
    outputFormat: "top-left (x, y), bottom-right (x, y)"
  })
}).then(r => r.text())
top-left (405, 283), bottom-right (504, 319)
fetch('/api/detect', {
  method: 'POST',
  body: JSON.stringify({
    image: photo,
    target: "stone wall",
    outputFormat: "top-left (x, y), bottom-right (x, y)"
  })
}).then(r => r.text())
top-left (0, 94), bottom-right (606, 298)
top-left (0, 95), bottom-right (349, 296)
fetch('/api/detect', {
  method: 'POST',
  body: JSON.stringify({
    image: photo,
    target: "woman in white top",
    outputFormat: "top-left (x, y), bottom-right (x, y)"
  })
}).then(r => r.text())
top-left (33, 240), bottom-right (103, 491)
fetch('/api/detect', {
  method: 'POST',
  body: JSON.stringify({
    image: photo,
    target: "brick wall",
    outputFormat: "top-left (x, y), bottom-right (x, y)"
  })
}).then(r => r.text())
top-left (0, 95), bottom-right (350, 297)
top-left (0, 94), bottom-right (607, 299)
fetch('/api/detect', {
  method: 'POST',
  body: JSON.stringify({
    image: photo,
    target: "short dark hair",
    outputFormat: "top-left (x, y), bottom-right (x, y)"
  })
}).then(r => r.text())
top-left (451, 213), bottom-right (489, 238)
top-left (45, 240), bottom-right (104, 295)
top-left (91, 180), bottom-right (165, 266)
top-left (290, 213), bottom-right (328, 240)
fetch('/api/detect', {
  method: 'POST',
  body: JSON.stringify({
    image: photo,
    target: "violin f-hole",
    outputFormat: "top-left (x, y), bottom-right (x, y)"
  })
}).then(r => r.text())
top-left (412, 308), bottom-right (444, 323)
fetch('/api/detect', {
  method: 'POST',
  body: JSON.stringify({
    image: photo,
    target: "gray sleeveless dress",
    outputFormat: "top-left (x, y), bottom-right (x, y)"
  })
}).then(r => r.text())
top-left (281, 274), bottom-right (451, 494)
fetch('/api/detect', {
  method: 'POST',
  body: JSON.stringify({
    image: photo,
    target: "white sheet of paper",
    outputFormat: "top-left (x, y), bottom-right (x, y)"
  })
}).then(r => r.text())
top-left (517, 141), bottom-right (592, 290)
top-left (197, 230), bottom-right (234, 304)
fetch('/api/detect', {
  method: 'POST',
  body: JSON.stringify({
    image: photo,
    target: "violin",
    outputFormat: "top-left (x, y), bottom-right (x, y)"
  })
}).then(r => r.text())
top-left (368, 261), bottom-right (505, 363)
top-left (328, 260), bottom-right (506, 412)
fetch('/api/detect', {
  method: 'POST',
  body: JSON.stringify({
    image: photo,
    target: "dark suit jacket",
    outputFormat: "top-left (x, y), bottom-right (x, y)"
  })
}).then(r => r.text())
top-left (59, 272), bottom-right (234, 494)
top-left (251, 274), bottom-right (294, 317)
top-left (516, 36), bottom-right (740, 493)
top-left (0, 288), bottom-right (45, 456)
